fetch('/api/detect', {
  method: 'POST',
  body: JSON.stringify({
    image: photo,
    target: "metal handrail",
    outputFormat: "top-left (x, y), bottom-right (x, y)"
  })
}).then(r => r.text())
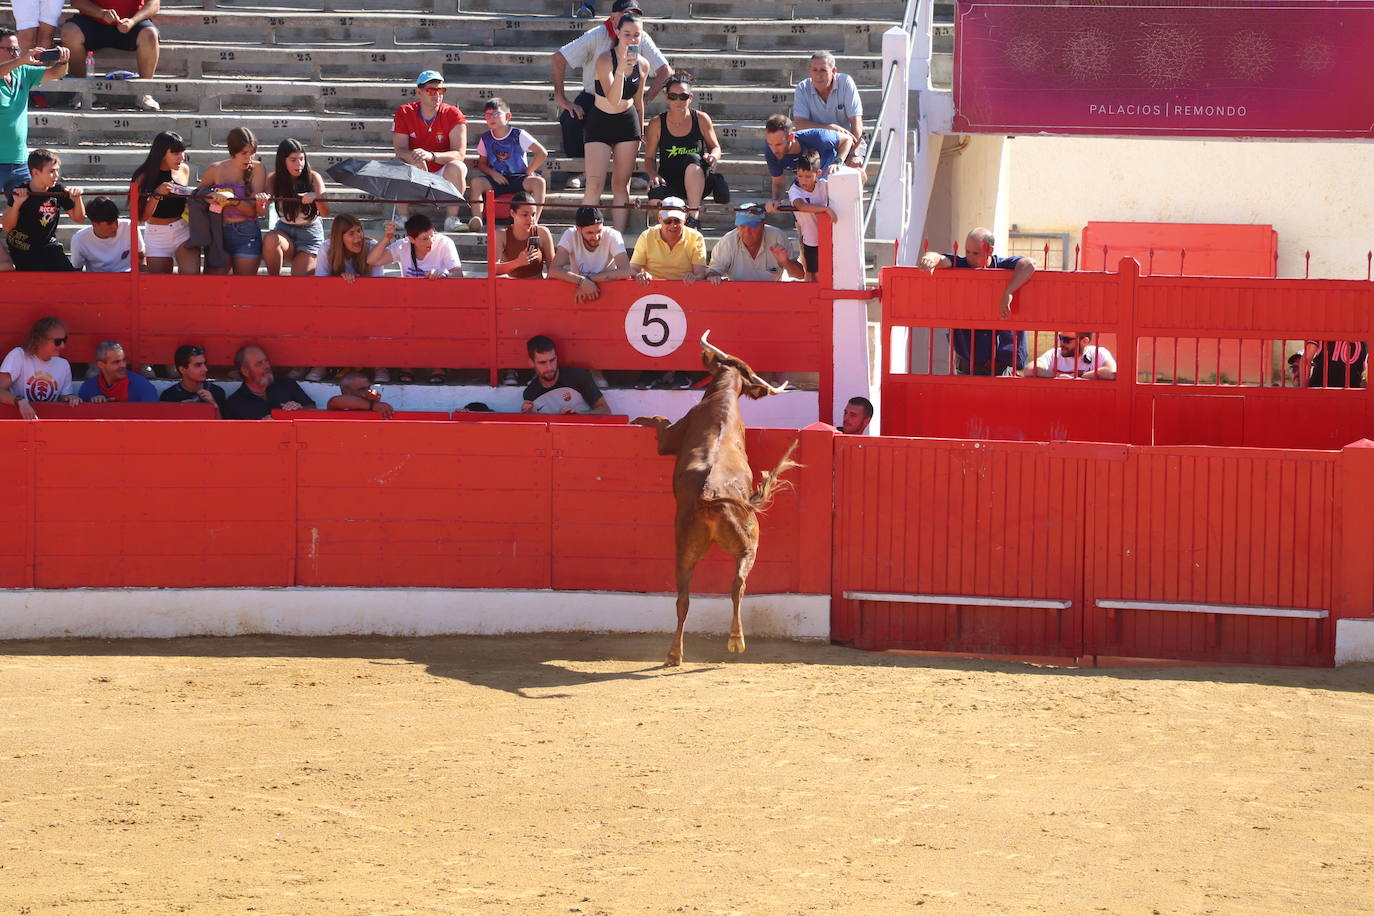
top-left (858, 0), bottom-right (924, 234)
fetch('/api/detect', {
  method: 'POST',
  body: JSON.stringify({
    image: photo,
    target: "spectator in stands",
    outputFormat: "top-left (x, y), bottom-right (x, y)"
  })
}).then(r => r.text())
top-left (573, 1), bottom-right (596, 18)
top-left (1302, 339), bottom-right (1368, 389)
top-left (581, 11), bottom-right (648, 232)
top-left (918, 227), bottom-right (1034, 376)
top-left (263, 138), bottom-right (328, 277)
top-left (327, 371), bottom-right (395, 418)
top-left (494, 192), bottom-right (554, 279)
top-left (61, 0), bottom-right (161, 108)
top-left (9, 6), bottom-right (59, 81)
top-left (768, 148), bottom-right (834, 281)
top-left (521, 334), bottom-right (611, 415)
top-left (1, 30), bottom-right (67, 199)
top-left (468, 97), bottom-right (547, 232)
top-left (316, 213), bottom-right (384, 282)
top-left (3, 148), bottom-right (84, 271)
top-left (552, 0), bottom-right (670, 184)
top-left (643, 73), bottom-right (727, 231)
top-left (706, 204), bottom-right (804, 283)
top-left (1026, 331), bottom-right (1116, 380)
top-left (793, 51), bottom-right (865, 169)
top-left (0, 316), bottom-right (81, 418)
top-left (630, 195), bottom-right (706, 285)
top-left (550, 205), bottom-right (632, 302)
top-left (197, 126), bottom-right (269, 276)
top-left (763, 113), bottom-right (850, 201)
top-left (69, 196), bottom-right (142, 272)
top-left (77, 339), bottom-right (158, 402)
top-left (393, 70), bottom-right (475, 233)
top-left (368, 213), bottom-right (462, 385)
top-left (159, 344), bottom-right (226, 410)
top-left (131, 130), bottom-right (199, 275)
top-left (222, 344), bottom-right (316, 420)
top-left (838, 396), bottom-right (873, 435)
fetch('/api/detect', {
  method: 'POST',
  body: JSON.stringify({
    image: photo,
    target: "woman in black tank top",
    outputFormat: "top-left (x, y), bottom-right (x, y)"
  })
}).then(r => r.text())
top-left (131, 130), bottom-right (200, 275)
top-left (643, 74), bottom-right (726, 229)
top-left (581, 12), bottom-right (649, 232)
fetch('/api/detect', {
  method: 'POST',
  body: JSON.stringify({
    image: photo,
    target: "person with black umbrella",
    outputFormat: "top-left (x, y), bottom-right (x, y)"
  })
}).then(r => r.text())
top-left (391, 69), bottom-right (478, 233)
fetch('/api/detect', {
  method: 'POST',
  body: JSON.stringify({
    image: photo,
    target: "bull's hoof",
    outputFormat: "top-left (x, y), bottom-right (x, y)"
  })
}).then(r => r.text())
top-left (665, 652), bottom-right (683, 667)
top-left (727, 636), bottom-right (747, 654)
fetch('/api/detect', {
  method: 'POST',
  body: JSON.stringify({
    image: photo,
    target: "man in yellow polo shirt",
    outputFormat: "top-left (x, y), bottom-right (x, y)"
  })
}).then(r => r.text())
top-left (631, 196), bottom-right (707, 284)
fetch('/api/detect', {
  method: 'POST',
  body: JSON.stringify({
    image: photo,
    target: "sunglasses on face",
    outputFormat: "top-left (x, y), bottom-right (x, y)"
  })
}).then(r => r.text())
top-left (665, 92), bottom-right (693, 100)
top-left (4, 47), bottom-right (21, 56)
top-left (420, 86), bottom-right (445, 95)
top-left (1059, 336), bottom-right (1078, 344)
top-left (662, 218), bottom-right (682, 225)
top-left (49, 336), bottom-right (68, 346)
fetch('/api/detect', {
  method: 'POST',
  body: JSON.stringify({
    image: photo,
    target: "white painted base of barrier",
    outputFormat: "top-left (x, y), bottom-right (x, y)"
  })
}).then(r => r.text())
top-left (1335, 618), bottom-right (1374, 665)
top-left (0, 589), bottom-right (830, 642)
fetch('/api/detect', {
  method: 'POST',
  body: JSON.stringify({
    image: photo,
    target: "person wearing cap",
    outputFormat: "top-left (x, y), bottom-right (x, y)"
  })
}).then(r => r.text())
top-left (549, 205), bottom-right (632, 302)
top-left (630, 195), bottom-right (706, 285)
top-left (706, 205), bottom-right (804, 284)
top-left (551, 0), bottom-right (671, 171)
top-left (392, 70), bottom-right (476, 233)
top-left (793, 51), bottom-right (865, 169)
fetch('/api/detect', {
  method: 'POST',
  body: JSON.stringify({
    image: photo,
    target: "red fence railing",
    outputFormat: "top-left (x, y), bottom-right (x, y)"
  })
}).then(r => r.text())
top-left (881, 259), bottom-right (1374, 449)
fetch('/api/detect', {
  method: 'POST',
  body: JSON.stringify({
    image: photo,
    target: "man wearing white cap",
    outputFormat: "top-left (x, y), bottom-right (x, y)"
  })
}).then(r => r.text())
top-left (630, 195), bottom-right (706, 284)
top-left (706, 204), bottom-right (804, 283)
top-left (392, 69), bottom-right (477, 232)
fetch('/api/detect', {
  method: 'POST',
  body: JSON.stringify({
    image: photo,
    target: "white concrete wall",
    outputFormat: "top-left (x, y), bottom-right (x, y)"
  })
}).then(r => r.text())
top-left (1003, 137), bottom-right (1373, 280)
top-left (0, 589), bottom-right (830, 641)
top-left (1336, 618), bottom-right (1374, 666)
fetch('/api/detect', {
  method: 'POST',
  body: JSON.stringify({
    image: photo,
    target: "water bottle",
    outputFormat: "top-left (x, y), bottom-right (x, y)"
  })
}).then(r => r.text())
top-left (86, 51), bottom-right (95, 77)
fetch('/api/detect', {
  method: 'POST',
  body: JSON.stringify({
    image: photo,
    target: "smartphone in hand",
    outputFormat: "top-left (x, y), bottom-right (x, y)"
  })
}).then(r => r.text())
top-left (37, 48), bottom-right (63, 63)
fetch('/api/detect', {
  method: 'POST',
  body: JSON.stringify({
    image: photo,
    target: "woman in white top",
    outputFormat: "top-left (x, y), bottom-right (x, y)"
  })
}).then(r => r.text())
top-left (549, 206), bottom-right (631, 302)
top-left (311, 213), bottom-right (387, 383)
top-left (0, 316), bottom-right (81, 419)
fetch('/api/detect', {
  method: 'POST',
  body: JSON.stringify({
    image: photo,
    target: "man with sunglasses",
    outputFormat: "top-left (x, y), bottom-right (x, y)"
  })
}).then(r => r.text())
top-left (392, 70), bottom-right (474, 233)
top-left (1026, 331), bottom-right (1116, 380)
top-left (1, 29), bottom-right (69, 198)
top-left (160, 344), bottom-right (227, 409)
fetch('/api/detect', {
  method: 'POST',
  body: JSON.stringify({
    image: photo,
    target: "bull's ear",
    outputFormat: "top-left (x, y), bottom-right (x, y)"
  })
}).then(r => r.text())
top-left (743, 382), bottom-right (770, 400)
top-left (700, 348), bottom-right (716, 370)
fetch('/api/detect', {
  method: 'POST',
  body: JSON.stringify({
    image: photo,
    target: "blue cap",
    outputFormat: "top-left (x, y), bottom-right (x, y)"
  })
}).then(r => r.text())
top-left (416, 70), bottom-right (444, 86)
top-left (734, 206), bottom-right (765, 227)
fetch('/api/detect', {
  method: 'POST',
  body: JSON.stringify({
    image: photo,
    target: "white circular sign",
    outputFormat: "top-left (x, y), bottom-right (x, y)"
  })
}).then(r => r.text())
top-left (624, 294), bottom-right (688, 357)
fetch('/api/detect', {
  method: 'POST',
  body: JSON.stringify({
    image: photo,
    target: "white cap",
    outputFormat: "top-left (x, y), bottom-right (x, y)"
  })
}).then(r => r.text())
top-left (658, 196), bottom-right (687, 222)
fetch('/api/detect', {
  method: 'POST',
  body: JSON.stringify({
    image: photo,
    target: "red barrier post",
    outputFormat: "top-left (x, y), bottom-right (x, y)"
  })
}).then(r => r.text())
top-left (1335, 439), bottom-right (1374, 623)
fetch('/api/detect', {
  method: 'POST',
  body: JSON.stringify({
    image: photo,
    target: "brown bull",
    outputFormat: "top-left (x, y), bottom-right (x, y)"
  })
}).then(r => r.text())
top-left (633, 332), bottom-right (799, 666)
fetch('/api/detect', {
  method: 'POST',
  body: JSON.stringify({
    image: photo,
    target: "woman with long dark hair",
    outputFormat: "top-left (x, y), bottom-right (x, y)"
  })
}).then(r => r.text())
top-left (263, 138), bottom-right (329, 276)
top-left (580, 11), bottom-right (648, 232)
top-left (643, 72), bottom-right (727, 230)
top-left (131, 130), bottom-right (199, 274)
top-left (196, 126), bottom-right (270, 276)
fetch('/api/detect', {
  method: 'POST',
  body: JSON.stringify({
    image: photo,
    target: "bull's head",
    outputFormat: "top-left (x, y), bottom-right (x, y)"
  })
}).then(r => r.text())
top-left (700, 331), bottom-right (790, 400)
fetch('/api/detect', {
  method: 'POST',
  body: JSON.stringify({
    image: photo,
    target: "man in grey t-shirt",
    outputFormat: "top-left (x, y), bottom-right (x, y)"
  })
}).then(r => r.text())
top-left (793, 51), bottom-right (864, 168)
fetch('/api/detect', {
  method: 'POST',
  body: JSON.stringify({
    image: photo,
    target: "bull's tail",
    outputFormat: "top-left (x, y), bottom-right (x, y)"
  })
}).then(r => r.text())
top-left (750, 439), bottom-right (802, 512)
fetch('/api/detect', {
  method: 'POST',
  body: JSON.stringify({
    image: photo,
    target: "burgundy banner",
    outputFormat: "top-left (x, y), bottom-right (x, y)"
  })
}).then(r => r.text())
top-left (952, 0), bottom-right (1374, 138)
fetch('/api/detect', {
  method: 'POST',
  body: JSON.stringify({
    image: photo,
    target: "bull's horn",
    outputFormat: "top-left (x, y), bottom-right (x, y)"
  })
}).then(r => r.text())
top-left (700, 330), bottom-right (730, 361)
top-left (748, 374), bottom-right (791, 396)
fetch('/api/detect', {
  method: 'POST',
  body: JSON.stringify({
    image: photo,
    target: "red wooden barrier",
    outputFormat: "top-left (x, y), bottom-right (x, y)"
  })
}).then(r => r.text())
top-left (0, 402), bottom-right (216, 420)
top-left (881, 261), bottom-right (1374, 449)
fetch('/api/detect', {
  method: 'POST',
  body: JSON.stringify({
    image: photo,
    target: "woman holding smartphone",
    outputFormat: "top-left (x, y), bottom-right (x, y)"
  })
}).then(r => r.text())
top-left (131, 131), bottom-right (199, 274)
top-left (494, 192), bottom-right (554, 279)
top-left (580, 11), bottom-right (648, 232)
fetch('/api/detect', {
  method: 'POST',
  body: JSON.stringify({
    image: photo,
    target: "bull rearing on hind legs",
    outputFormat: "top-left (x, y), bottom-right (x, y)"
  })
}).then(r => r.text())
top-left (633, 332), bottom-right (800, 667)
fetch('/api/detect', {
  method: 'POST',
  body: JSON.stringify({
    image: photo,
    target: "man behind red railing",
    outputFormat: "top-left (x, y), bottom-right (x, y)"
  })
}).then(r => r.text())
top-left (77, 339), bottom-right (158, 402)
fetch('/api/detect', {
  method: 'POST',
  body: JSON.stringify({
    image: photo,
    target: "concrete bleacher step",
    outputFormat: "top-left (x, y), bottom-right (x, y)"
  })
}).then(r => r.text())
top-left (163, 0), bottom-right (906, 19)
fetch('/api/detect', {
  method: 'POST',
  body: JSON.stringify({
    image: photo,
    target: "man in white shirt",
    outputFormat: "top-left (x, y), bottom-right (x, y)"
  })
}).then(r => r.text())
top-left (70, 196), bottom-right (144, 272)
top-left (551, 0), bottom-right (670, 164)
top-left (706, 205), bottom-right (804, 283)
top-left (549, 205), bottom-right (632, 301)
top-left (1027, 331), bottom-right (1116, 379)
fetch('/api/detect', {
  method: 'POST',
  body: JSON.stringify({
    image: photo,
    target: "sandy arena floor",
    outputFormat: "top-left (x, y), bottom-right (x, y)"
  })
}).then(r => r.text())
top-left (2, 634), bottom-right (1373, 915)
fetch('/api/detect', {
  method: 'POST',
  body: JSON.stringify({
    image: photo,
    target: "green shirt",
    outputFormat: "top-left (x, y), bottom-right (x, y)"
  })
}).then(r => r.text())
top-left (0, 66), bottom-right (45, 166)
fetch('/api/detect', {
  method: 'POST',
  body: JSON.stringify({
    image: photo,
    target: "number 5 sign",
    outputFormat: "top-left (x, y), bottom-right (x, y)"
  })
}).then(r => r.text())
top-left (624, 295), bottom-right (688, 357)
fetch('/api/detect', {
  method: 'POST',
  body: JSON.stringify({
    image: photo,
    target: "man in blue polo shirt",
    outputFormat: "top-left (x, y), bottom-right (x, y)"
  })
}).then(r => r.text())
top-left (793, 51), bottom-right (865, 168)
top-left (763, 113), bottom-right (851, 200)
top-left (919, 227), bottom-right (1036, 376)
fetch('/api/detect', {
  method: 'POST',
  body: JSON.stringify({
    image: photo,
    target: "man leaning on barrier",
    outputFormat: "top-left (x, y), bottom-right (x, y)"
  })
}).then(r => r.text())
top-left (222, 344), bottom-right (316, 420)
top-left (78, 339), bottom-right (158, 402)
top-left (1025, 331), bottom-right (1116, 380)
top-left (920, 227), bottom-right (1034, 377)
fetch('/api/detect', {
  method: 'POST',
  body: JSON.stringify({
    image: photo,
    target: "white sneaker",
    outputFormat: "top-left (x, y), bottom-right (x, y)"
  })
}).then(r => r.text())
top-left (443, 215), bottom-right (462, 232)
top-left (502, 370), bottom-right (519, 386)
top-left (373, 368), bottom-right (391, 383)
top-left (136, 94), bottom-right (160, 111)
top-left (566, 175), bottom-right (583, 190)
top-left (630, 176), bottom-right (650, 191)
top-left (467, 216), bottom-right (484, 233)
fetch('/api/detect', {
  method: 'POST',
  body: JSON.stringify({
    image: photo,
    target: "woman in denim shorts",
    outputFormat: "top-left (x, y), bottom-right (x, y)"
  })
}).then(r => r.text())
top-left (263, 138), bottom-right (329, 276)
top-left (196, 126), bottom-right (268, 275)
